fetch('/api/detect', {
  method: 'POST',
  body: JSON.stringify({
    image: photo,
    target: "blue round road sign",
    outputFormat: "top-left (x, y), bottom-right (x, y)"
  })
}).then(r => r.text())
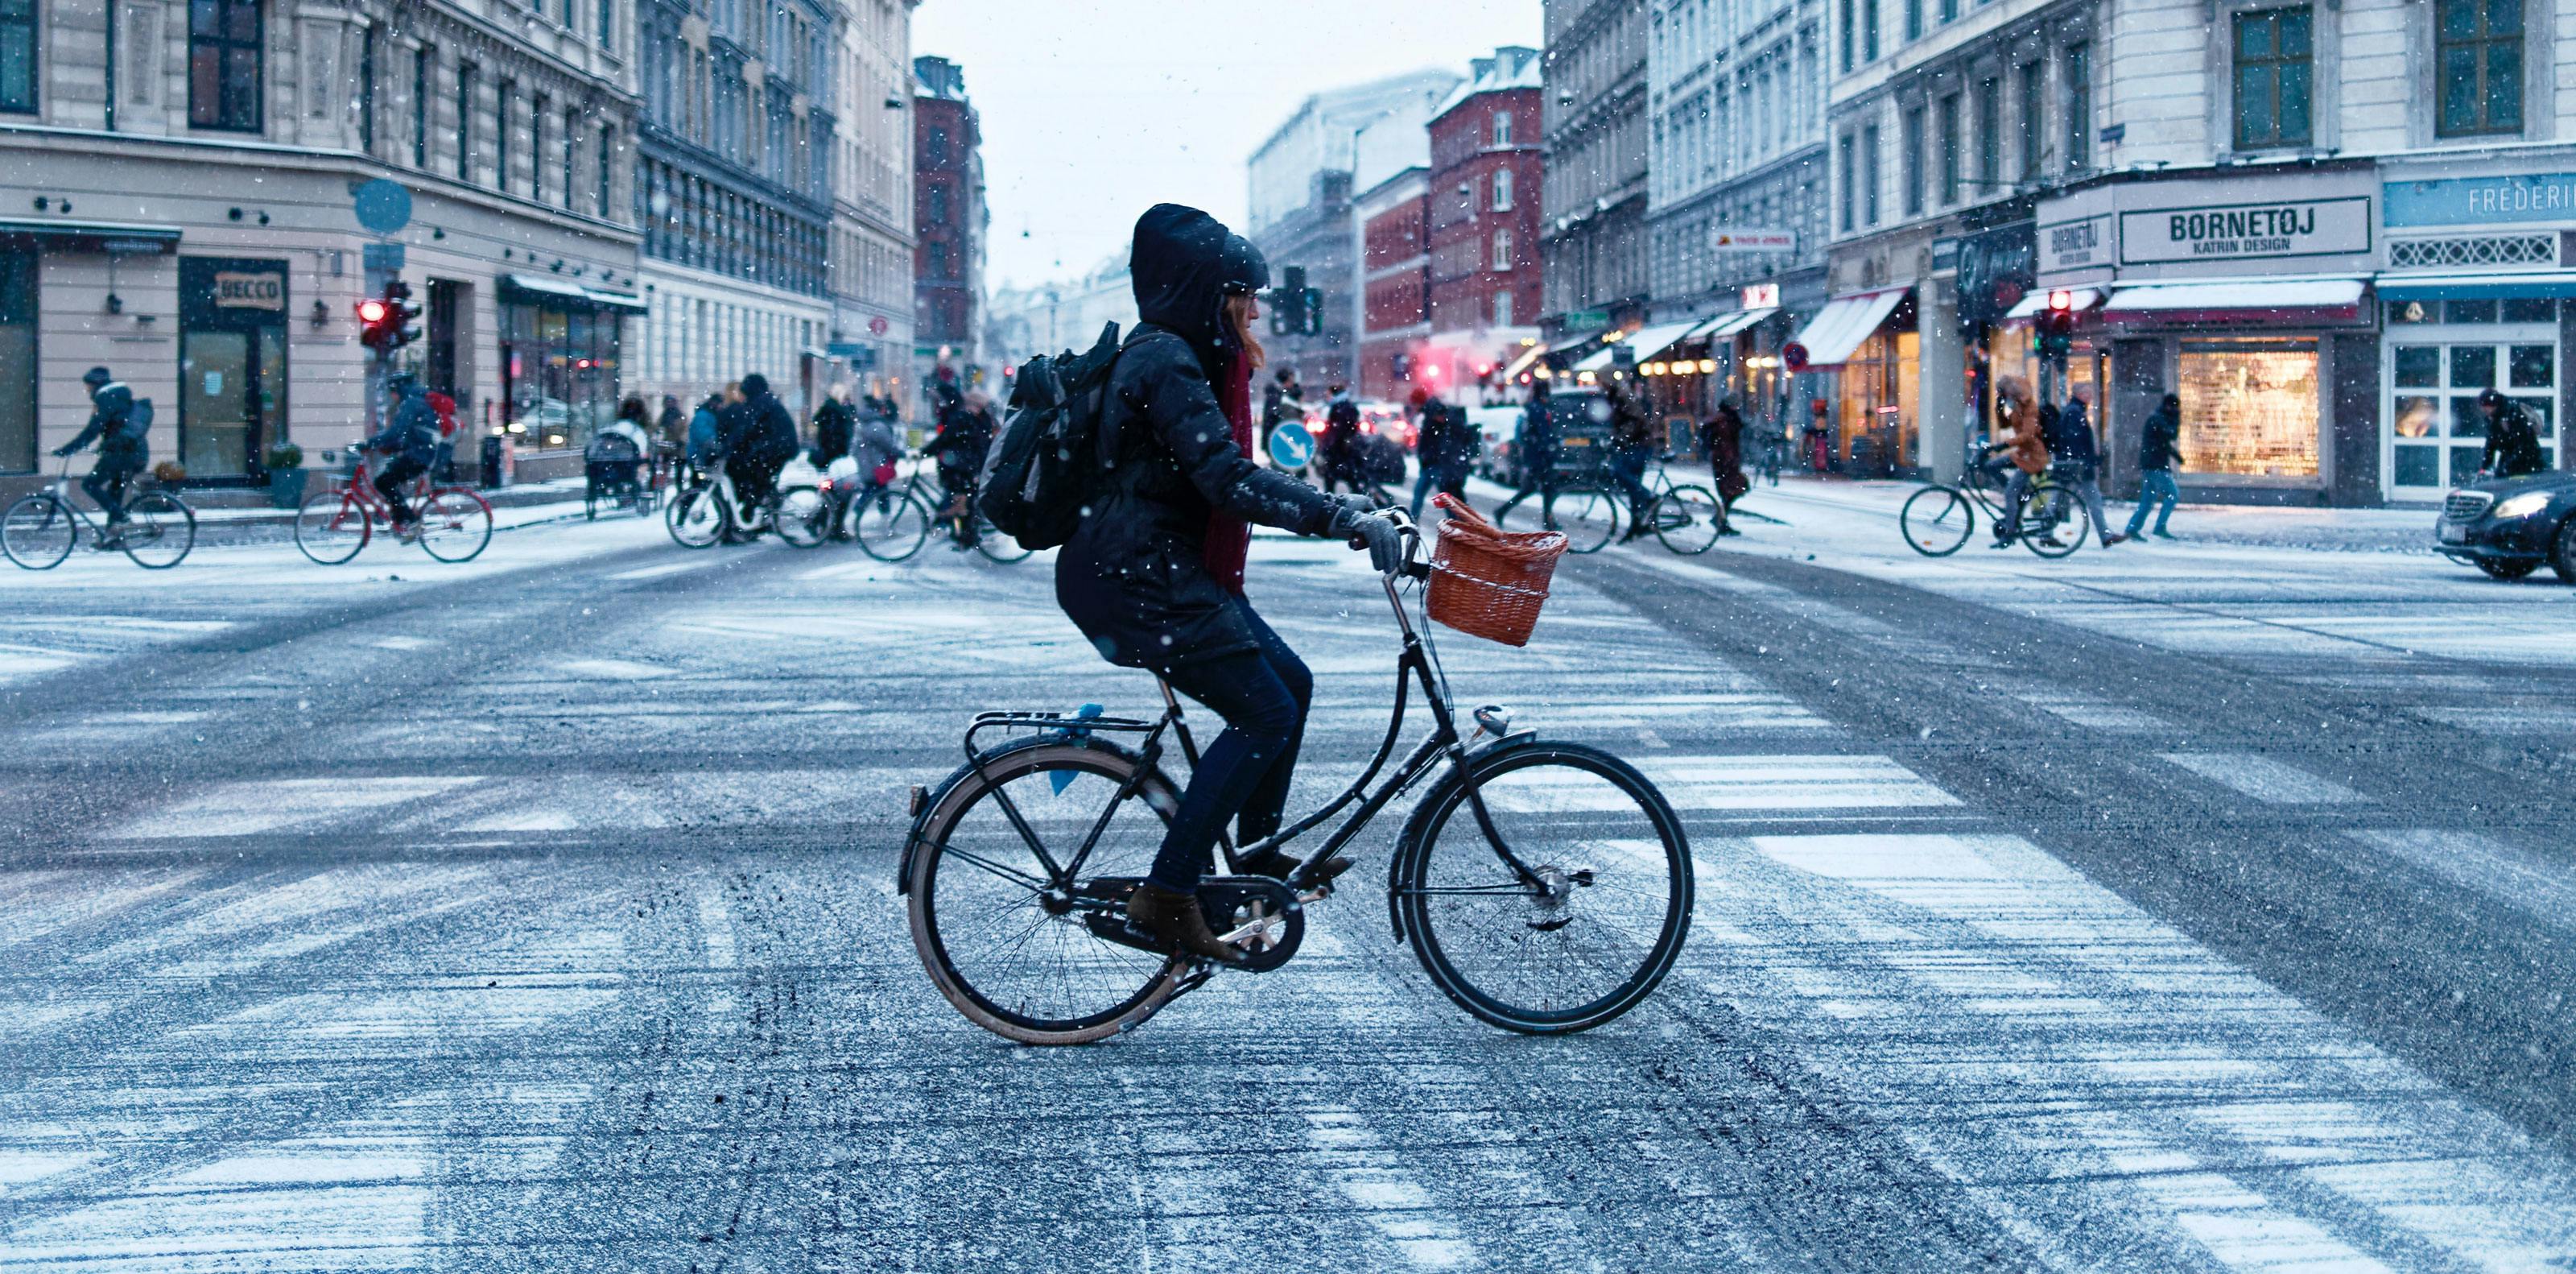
top-left (353, 180), bottom-right (413, 235)
top-left (1267, 420), bottom-right (1315, 469)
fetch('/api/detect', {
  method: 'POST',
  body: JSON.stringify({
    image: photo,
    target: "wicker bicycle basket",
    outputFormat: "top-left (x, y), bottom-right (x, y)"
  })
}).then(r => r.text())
top-left (1423, 492), bottom-right (1567, 647)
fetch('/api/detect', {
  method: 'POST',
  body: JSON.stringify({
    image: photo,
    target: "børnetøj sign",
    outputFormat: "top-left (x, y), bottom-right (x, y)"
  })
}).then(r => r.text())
top-left (212, 271), bottom-right (287, 310)
top-left (2117, 196), bottom-right (2372, 266)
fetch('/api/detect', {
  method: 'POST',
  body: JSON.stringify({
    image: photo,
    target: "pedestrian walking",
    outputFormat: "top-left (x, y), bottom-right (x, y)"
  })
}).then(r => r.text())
top-left (1605, 378), bottom-right (1657, 543)
top-left (1492, 381), bottom-right (1560, 527)
top-left (657, 394), bottom-right (686, 449)
top-left (1706, 399), bottom-right (1749, 536)
top-left (1319, 387), bottom-right (1365, 495)
top-left (2479, 389), bottom-right (2546, 479)
top-left (1053, 203), bottom-right (1391, 963)
top-left (2047, 385), bottom-right (2124, 547)
top-left (2124, 391), bottom-right (2184, 540)
top-left (1408, 391), bottom-right (1472, 519)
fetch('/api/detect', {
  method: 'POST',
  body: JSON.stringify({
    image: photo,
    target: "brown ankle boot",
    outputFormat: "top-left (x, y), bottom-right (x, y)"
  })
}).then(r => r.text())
top-left (1126, 883), bottom-right (1246, 966)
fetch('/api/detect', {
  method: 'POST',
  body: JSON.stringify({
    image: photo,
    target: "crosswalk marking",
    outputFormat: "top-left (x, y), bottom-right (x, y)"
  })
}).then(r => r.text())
top-left (2349, 829), bottom-right (2576, 935)
top-left (2157, 752), bottom-right (2363, 805)
top-left (111, 776), bottom-right (484, 839)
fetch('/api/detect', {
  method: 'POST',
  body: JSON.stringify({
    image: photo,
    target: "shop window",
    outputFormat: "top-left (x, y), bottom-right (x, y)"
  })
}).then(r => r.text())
top-left (2446, 298), bottom-right (2497, 324)
top-left (1901, 106), bottom-right (1926, 216)
top-left (1975, 77), bottom-right (2000, 188)
top-left (2436, 0), bottom-right (2522, 138)
top-left (0, 0), bottom-right (32, 114)
top-left (178, 258), bottom-right (290, 482)
top-left (188, 0), bottom-right (263, 132)
top-left (2502, 297), bottom-right (2556, 323)
top-left (2388, 327), bottom-right (2557, 490)
top-left (2232, 6), bottom-right (2314, 150)
top-left (0, 250), bottom-right (32, 472)
top-left (501, 301), bottom-right (621, 451)
top-left (2017, 63), bottom-right (2042, 178)
top-left (2178, 340), bottom-right (2318, 478)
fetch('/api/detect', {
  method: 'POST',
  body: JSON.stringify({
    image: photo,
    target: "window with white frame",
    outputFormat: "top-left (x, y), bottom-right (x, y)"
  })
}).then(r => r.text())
top-left (1492, 109), bottom-right (1513, 146)
top-left (1493, 228), bottom-right (1513, 271)
top-left (1493, 168), bottom-right (1514, 212)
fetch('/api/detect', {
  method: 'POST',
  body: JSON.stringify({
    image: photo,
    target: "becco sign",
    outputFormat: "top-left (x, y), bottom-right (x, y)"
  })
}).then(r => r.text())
top-left (213, 271), bottom-right (287, 310)
top-left (2118, 196), bottom-right (2372, 266)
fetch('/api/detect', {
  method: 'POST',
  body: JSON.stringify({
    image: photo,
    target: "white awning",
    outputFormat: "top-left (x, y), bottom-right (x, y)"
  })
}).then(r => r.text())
top-left (1572, 344), bottom-right (1617, 373)
top-left (2001, 287), bottom-right (2103, 320)
top-left (1624, 319), bottom-right (1707, 362)
top-left (1692, 308), bottom-right (1777, 339)
top-left (1788, 287), bottom-right (1908, 368)
top-left (2099, 278), bottom-right (2367, 320)
top-left (1499, 344), bottom-right (1546, 379)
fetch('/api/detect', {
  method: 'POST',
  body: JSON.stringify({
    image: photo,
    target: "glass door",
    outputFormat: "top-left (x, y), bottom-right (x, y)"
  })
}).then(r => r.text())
top-left (178, 258), bottom-right (289, 482)
top-left (2385, 299), bottom-right (2557, 499)
top-left (180, 330), bottom-right (253, 477)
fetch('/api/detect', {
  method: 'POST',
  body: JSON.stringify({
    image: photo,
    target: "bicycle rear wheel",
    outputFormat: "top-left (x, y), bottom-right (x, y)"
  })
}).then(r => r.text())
top-left (1553, 486), bottom-right (1620, 554)
top-left (1393, 741), bottom-right (1691, 1034)
top-left (667, 482), bottom-right (729, 548)
top-left (416, 489), bottom-right (493, 562)
top-left (1900, 485), bottom-right (1975, 556)
top-left (1, 494), bottom-right (75, 569)
top-left (974, 518), bottom-right (1033, 563)
top-left (1653, 484), bottom-right (1725, 555)
top-left (774, 486), bottom-right (829, 548)
top-left (906, 741), bottom-right (1187, 1045)
top-left (119, 492), bottom-right (194, 569)
top-left (295, 490), bottom-right (369, 565)
top-left (853, 489), bottom-right (929, 561)
top-left (2022, 487), bottom-right (2088, 559)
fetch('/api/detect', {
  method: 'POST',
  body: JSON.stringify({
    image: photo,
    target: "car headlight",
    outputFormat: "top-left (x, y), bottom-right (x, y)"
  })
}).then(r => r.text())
top-left (2491, 492), bottom-right (2552, 520)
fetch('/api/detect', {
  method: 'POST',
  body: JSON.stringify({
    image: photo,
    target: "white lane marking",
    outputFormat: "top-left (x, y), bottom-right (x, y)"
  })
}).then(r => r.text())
top-left (111, 776), bottom-right (484, 839)
top-left (4, 1128), bottom-right (428, 1269)
top-left (456, 807), bottom-right (579, 833)
top-left (2409, 705), bottom-right (2576, 734)
top-left (556, 657), bottom-right (674, 680)
top-left (2013, 691), bottom-right (2171, 732)
top-left (2350, 829), bottom-right (2576, 936)
top-left (696, 879), bottom-right (738, 1028)
top-left (2157, 752), bottom-right (2363, 805)
top-left (1302, 1112), bottom-right (1475, 1269)
top-left (0, 1150), bottom-right (105, 1196)
top-left (369, 635), bottom-right (434, 651)
top-left (608, 559), bottom-right (710, 581)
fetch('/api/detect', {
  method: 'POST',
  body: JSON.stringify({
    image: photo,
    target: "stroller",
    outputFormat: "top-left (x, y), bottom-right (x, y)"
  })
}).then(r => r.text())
top-left (584, 425), bottom-right (650, 519)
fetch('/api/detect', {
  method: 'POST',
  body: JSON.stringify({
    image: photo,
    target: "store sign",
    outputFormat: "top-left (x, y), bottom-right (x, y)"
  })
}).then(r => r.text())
top-left (2384, 172), bottom-right (2576, 228)
top-left (212, 271), bottom-right (287, 310)
top-left (2037, 213), bottom-right (2113, 274)
top-left (2119, 196), bottom-right (2372, 265)
top-left (1740, 283), bottom-right (1780, 309)
top-left (1711, 228), bottom-right (1796, 254)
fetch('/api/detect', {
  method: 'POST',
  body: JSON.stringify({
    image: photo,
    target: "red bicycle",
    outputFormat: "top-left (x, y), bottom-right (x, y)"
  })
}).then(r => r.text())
top-left (293, 452), bottom-right (494, 565)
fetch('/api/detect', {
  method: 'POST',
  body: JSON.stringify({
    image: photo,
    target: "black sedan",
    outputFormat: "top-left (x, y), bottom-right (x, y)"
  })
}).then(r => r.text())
top-left (2434, 469), bottom-right (2576, 582)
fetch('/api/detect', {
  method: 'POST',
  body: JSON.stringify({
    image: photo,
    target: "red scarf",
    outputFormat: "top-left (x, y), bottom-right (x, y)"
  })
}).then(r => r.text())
top-left (1202, 351), bottom-right (1255, 594)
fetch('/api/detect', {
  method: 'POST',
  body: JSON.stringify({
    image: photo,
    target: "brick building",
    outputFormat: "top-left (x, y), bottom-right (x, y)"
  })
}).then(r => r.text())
top-left (1426, 48), bottom-right (1546, 401)
top-left (912, 54), bottom-right (984, 409)
top-left (1356, 168), bottom-right (1430, 403)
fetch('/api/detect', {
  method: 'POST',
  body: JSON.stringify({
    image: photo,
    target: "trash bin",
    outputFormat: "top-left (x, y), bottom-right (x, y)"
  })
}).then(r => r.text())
top-left (479, 435), bottom-right (513, 489)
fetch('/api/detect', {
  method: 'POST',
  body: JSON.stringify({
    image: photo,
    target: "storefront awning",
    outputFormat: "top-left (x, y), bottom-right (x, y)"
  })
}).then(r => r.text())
top-left (1788, 287), bottom-right (1908, 368)
top-left (2099, 278), bottom-right (2368, 324)
top-left (1620, 319), bottom-right (1707, 363)
top-left (1499, 344), bottom-right (1546, 380)
top-left (2001, 287), bottom-right (2103, 320)
top-left (500, 273), bottom-right (594, 304)
top-left (2376, 271), bottom-right (2576, 300)
top-left (1691, 308), bottom-right (1777, 339)
top-left (0, 217), bottom-right (182, 254)
top-left (584, 287), bottom-right (648, 314)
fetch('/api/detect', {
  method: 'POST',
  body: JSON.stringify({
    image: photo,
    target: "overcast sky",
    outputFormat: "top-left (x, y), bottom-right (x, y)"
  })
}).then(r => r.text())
top-left (912, 0), bottom-right (1543, 292)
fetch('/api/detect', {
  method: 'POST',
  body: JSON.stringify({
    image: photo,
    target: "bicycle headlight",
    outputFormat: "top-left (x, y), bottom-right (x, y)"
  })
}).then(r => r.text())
top-left (2491, 492), bottom-right (2551, 520)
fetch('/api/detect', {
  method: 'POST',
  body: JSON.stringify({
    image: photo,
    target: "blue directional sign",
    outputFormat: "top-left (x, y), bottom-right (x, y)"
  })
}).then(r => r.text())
top-left (353, 180), bottom-right (413, 235)
top-left (1268, 420), bottom-right (1315, 469)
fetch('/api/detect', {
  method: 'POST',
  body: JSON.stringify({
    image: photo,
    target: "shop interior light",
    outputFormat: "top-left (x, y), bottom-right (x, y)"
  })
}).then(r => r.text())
top-left (1577, 370), bottom-right (1597, 384)
top-left (1698, 358), bottom-right (1718, 374)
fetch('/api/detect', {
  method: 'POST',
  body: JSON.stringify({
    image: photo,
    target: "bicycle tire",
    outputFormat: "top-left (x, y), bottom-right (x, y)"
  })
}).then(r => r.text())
top-left (854, 489), bottom-right (930, 561)
top-left (1393, 741), bottom-right (1691, 1034)
top-left (907, 740), bottom-right (1187, 1045)
top-left (0, 494), bottom-right (74, 570)
top-left (416, 489), bottom-right (493, 562)
top-left (1554, 486), bottom-right (1620, 554)
top-left (666, 482), bottom-right (729, 549)
top-left (1899, 485), bottom-right (1975, 556)
top-left (119, 492), bottom-right (194, 569)
top-left (1653, 484), bottom-right (1725, 556)
top-left (974, 519), bottom-right (1033, 564)
top-left (2023, 486), bottom-right (2089, 559)
top-left (774, 486), bottom-right (829, 548)
top-left (294, 490), bottom-right (369, 565)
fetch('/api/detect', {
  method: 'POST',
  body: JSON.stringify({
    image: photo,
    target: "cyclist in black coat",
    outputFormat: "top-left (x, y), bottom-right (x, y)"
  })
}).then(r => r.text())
top-left (812, 386), bottom-right (856, 465)
top-left (365, 373), bottom-right (441, 529)
top-left (1057, 202), bottom-right (1401, 965)
top-left (721, 373), bottom-right (799, 518)
top-left (54, 366), bottom-right (148, 527)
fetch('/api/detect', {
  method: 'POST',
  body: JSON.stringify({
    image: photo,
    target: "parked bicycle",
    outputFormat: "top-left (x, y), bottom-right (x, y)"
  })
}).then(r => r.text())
top-left (2, 455), bottom-right (195, 570)
top-left (293, 453), bottom-right (493, 565)
top-left (665, 465), bottom-right (827, 550)
top-left (899, 510), bottom-right (1693, 1045)
top-left (847, 457), bottom-right (1027, 563)
top-left (1899, 460), bottom-right (2087, 558)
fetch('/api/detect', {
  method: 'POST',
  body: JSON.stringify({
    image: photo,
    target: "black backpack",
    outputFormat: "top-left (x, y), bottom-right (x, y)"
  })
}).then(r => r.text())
top-left (977, 323), bottom-right (1122, 551)
top-left (114, 399), bottom-right (154, 445)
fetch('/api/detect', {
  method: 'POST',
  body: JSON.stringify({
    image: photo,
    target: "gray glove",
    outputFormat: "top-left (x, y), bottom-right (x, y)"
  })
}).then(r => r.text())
top-left (1333, 507), bottom-right (1405, 575)
top-left (1325, 491), bottom-right (1378, 519)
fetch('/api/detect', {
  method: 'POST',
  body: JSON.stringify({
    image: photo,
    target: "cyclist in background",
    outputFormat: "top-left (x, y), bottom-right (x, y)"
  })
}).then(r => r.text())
top-left (721, 374), bottom-right (799, 525)
top-left (52, 366), bottom-right (148, 539)
top-left (365, 372), bottom-right (441, 536)
top-left (922, 389), bottom-right (997, 545)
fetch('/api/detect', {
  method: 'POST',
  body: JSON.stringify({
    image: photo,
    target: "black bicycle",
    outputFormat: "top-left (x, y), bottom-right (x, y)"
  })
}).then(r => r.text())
top-left (849, 457), bottom-right (1029, 563)
top-left (899, 511), bottom-right (1694, 1044)
top-left (2, 456), bottom-right (195, 570)
top-left (1900, 458), bottom-right (2087, 558)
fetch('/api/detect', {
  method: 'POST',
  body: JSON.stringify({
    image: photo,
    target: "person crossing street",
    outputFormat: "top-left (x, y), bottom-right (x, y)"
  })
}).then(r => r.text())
top-left (1492, 381), bottom-right (1560, 528)
top-left (2124, 391), bottom-right (2185, 540)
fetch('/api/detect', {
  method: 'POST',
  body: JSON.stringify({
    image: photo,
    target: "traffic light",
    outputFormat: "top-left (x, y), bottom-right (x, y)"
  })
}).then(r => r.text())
top-left (2034, 289), bottom-right (2077, 361)
top-left (1270, 266), bottom-right (1314, 337)
top-left (1301, 286), bottom-right (1324, 336)
top-left (357, 280), bottom-right (424, 353)
top-left (385, 279), bottom-right (423, 350)
top-left (356, 296), bottom-right (397, 350)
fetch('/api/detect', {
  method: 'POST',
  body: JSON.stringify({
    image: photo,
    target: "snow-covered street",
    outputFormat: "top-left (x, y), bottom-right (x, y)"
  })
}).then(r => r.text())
top-left (3, 495), bottom-right (2574, 1269)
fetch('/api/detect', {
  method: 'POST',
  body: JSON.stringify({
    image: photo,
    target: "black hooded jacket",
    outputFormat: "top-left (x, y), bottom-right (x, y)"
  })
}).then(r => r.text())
top-left (1055, 204), bottom-right (1342, 670)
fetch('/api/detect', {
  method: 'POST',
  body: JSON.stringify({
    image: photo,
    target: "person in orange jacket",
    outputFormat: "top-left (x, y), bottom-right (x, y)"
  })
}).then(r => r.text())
top-left (1989, 374), bottom-right (2050, 547)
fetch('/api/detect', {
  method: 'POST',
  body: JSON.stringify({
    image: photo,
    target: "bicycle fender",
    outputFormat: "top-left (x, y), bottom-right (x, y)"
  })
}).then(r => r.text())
top-left (893, 734), bottom-right (1151, 895)
top-left (1385, 732), bottom-right (1538, 942)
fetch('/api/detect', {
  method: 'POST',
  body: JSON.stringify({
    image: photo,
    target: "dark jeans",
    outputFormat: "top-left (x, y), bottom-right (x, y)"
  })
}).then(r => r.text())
top-left (1409, 461), bottom-right (1465, 519)
top-left (376, 456), bottom-right (428, 524)
top-left (1147, 601), bottom-right (1312, 892)
top-left (1493, 453), bottom-right (1558, 524)
top-left (83, 456), bottom-right (144, 522)
top-left (1608, 448), bottom-right (1653, 528)
top-left (728, 453), bottom-right (786, 513)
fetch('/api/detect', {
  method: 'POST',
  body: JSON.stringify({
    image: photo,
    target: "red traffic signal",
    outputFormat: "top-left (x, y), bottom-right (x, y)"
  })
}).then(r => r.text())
top-left (355, 298), bottom-right (391, 325)
top-left (2046, 288), bottom-right (2074, 312)
top-left (2034, 292), bottom-right (2079, 359)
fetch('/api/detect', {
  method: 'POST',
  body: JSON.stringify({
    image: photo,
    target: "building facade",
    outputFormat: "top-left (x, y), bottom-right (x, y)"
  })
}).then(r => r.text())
top-left (631, 0), bottom-right (839, 422)
top-left (912, 54), bottom-right (985, 410)
top-left (1426, 48), bottom-right (1546, 404)
top-left (1541, 0), bottom-right (1650, 346)
top-left (983, 253), bottom-right (1135, 378)
top-left (1356, 167), bottom-right (1430, 403)
top-left (1247, 69), bottom-right (1462, 391)
top-left (828, 0), bottom-right (916, 402)
top-left (1, 0), bottom-right (642, 493)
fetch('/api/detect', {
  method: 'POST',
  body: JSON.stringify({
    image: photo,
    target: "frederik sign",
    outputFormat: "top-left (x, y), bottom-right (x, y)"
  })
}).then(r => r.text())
top-left (2117, 196), bottom-right (2371, 266)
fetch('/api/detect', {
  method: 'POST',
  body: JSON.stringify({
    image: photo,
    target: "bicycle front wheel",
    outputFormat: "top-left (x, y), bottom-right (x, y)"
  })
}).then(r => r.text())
top-left (907, 741), bottom-right (1186, 1045)
top-left (2023, 487), bottom-right (2089, 559)
top-left (774, 486), bottom-right (829, 548)
top-left (416, 489), bottom-right (493, 562)
top-left (667, 482), bottom-right (729, 548)
top-left (853, 490), bottom-right (930, 561)
top-left (119, 492), bottom-right (194, 569)
top-left (295, 490), bottom-right (369, 565)
top-left (1899, 485), bottom-right (1975, 556)
top-left (1554, 487), bottom-right (1620, 554)
top-left (1, 494), bottom-right (75, 569)
top-left (1653, 484), bottom-right (1725, 555)
top-left (1393, 742), bottom-right (1691, 1034)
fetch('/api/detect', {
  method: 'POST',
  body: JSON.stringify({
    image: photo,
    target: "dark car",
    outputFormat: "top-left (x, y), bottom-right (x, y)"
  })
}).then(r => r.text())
top-left (2434, 469), bottom-right (2576, 582)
